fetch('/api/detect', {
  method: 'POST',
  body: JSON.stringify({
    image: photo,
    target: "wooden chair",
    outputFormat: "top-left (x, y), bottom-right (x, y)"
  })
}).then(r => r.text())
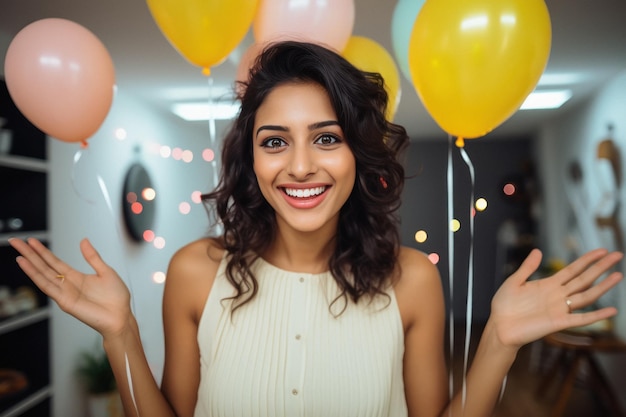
top-left (536, 330), bottom-right (626, 417)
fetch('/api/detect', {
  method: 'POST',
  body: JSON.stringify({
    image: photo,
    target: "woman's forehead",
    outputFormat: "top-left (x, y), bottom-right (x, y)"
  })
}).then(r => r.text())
top-left (254, 82), bottom-right (337, 127)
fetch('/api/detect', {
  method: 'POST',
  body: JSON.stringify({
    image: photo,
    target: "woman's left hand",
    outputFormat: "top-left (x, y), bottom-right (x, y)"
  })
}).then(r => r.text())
top-left (491, 248), bottom-right (623, 348)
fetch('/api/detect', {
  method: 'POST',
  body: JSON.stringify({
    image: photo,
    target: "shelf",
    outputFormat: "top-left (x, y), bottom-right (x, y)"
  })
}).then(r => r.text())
top-left (0, 386), bottom-right (51, 417)
top-left (0, 231), bottom-right (48, 246)
top-left (0, 155), bottom-right (47, 173)
top-left (2, 78), bottom-right (51, 417)
top-left (0, 308), bottom-right (50, 337)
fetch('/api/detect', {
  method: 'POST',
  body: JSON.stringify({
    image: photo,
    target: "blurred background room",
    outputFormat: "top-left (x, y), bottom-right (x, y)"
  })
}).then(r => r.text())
top-left (1, 1), bottom-right (625, 416)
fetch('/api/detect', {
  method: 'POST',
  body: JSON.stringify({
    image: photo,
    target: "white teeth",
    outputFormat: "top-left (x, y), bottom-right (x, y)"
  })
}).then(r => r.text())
top-left (284, 186), bottom-right (326, 198)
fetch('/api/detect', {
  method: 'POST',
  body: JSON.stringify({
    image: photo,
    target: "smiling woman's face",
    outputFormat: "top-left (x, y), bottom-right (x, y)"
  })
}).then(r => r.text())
top-left (252, 81), bottom-right (356, 236)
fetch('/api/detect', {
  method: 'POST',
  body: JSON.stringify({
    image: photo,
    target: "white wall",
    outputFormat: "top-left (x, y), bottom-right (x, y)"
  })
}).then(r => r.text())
top-left (536, 70), bottom-right (626, 338)
top-left (49, 88), bottom-right (229, 416)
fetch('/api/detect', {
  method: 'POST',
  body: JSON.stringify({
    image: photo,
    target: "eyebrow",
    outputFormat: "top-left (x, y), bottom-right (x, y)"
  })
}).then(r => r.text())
top-left (255, 120), bottom-right (340, 137)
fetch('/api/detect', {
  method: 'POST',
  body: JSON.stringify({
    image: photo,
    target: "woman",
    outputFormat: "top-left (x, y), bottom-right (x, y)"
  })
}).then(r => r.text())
top-left (9, 41), bottom-right (623, 417)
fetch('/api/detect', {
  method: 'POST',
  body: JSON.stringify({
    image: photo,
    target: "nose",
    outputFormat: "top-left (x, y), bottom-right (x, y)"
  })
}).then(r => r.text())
top-left (287, 144), bottom-right (317, 179)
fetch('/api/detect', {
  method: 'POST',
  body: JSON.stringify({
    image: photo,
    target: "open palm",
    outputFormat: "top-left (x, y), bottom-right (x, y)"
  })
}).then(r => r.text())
top-left (9, 237), bottom-right (131, 338)
top-left (491, 248), bottom-right (623, 348)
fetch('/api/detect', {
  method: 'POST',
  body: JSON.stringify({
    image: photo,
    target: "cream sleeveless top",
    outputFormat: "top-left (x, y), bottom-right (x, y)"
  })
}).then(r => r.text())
top-left (193, 255), bottom-right (407, 417)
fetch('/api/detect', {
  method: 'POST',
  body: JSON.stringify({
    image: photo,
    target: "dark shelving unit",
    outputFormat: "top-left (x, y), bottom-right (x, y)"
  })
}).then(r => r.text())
top-left (1, 79), bottom-right (51, 417)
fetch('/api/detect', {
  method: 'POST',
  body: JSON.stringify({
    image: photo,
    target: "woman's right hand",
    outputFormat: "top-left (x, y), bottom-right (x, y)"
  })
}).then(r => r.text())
top-left (8, 237), bottom-right (132, 339)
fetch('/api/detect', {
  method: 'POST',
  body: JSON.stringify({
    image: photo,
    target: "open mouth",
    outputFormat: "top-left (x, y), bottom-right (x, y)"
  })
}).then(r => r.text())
top-left (282, 186), bottom-right (327, 198)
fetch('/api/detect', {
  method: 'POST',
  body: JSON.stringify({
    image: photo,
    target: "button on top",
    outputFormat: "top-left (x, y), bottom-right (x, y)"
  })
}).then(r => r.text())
top-left (295, 334), bottom-right (301, 340)
top-left (299, 277), bottom-right (304, 283)
top-left (292, 389), bottom-right (299, 396)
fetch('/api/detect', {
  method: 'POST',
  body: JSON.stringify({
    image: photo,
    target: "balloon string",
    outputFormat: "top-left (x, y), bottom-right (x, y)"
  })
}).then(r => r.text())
top-left (97, 172), bottom-right (141, 414)
top-left (71, 148), bottom-right (140, 415)
top-left (206, 77), bottom-right (221, 200)
top-left (458, 143), bottom-right (476, 408)
top-left (72, 150), bottom-right (138, 313)
top-left (207, 76), bottom-right (217, 149)
top-left (207, 77), bottom-right (220, 190)
top-left (72, 150), bottom-right (97, 205)
top-left (126, 352), bottom-right (140, 416)
top-left (446, 135), bottom-right (455, 413)
top-left (499, 374), bottom-right (508, 403)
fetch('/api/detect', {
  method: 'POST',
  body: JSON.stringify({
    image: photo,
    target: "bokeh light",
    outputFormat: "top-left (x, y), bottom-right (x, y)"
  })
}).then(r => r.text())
top-left (126, 192), bottom-right (137, 204)
top-left (503, 183), bottom-right (516, 196)
top-left (191, 191), bottom-right (202, 204)
top-left (143, 230), bottom-right (155, 242)
top-left (414, 230), bottom-right (428, 243)
top-left (142, 187), bottom-right (156, 201)
top-left (475, 198), bottom-right (488, 211)
top-left (131, 202), bottom-right (143, 214)
top-left (115, 128), bottom-right (127, 140)
top-left (153, 236), bottom-right (166, 249)
top-left (203, 148), bottom-right (215, 162)
top-left (152, 271), bottom-right (166, 284)
top-left (182, 150), bottom-right (194, 163)
top-left (160, 145), bottom-right (172, 158)
top-left (450, 219), bottom-right (461, 232)
top-left (172, 147), bottom-right (183, 160)
top-left (428, 253), bottom-right (440, 265)
top-left (179, 202), bottom-right (191, 215)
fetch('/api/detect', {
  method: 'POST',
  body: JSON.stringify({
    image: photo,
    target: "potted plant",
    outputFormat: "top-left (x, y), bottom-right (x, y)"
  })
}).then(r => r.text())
top-left (76, 347), bottom-right (122, 417)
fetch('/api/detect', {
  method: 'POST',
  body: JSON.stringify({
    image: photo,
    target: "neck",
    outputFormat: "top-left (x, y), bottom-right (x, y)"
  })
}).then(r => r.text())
top-left (262, 220), bottom-right (337, 274)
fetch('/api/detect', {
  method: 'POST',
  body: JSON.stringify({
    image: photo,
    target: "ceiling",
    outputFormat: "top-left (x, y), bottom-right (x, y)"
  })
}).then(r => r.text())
top-left (1, 0), bottom-right (626, 141)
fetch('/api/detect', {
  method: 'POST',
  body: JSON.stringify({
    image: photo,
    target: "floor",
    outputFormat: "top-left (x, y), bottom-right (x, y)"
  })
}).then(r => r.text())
top-left (494, 342), bottom-right (609, 417)
top-left (447, 322), bottom-right (626, 417)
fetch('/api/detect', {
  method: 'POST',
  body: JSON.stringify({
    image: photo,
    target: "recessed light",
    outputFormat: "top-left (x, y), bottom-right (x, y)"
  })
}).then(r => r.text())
top-left (537, 73), bottom-right (584, 86)
top-left (171, 102), bottom-right (240, 121)
top-left (520, 90), bottom-right (572, 110)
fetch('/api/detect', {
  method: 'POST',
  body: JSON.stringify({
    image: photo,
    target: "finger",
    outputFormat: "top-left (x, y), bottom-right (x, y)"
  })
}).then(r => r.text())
top-left (79, 239), bottom-right (112, 276)
top-left (14, 255), bottom-right (63, 298)
top-left (26, 237), bottom-right (73, 276)
top-left (564, 307), bottom-right (618, 330)
top-left (563, 251), bottom-right (623, 291)
top-left (9, 238), bottom-right (61, 279)
top-left (555, 248), bottom-right (611, 285)
top-left (567, 271), bottom-right (623, 311)
top-left (509, 249), bottom-right (543, 285)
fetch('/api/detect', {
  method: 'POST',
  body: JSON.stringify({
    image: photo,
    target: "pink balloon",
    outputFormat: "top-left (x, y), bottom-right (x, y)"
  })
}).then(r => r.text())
top-left (236, 43), bottom-right (265, 87)
top-left (253, 0), bottom-right (355, 53)
top-left (4, 18), bottom-right (115, 144)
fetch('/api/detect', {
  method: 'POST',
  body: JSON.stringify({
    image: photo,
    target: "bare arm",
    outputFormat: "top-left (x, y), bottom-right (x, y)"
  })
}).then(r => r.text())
top-left (396, 248), bottom-right (448, 417)
top-left (9, 237), bottom-right (176, 417)
top-left (398, 247), bottom-right (623, 417)
top-left (445, 248), bottom-right (623, 416)
top-left (160, 239), bottom-right (222, 416)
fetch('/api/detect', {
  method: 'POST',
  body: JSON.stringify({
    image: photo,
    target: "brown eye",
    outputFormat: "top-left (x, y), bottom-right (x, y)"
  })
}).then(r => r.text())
top-left (262, 137), bottom-right (287, 149)
top-left (315, 134), bottom-right (340, 145)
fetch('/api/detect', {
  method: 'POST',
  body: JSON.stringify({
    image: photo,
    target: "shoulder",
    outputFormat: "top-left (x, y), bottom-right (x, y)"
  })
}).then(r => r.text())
top-left (393, 246), bottom-right (445, 330)
top-left (168, 237), bottom-right (224, 275)
top-left (395, 247), bottom-right (448, 415)
top-left (164, 237), bottom-right (225, 323)
top-left (395, 246), bottom-right (441, 289)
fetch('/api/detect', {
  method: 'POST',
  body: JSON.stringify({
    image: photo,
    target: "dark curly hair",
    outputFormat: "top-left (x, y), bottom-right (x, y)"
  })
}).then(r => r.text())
top-left (202, 41), bottom-right (409, 313)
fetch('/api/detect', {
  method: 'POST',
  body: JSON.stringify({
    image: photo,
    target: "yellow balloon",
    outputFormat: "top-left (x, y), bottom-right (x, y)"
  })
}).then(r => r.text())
top-left (342, 36), bottom-right (401, 121)
top-left (146, 0), bottom-right (258, 74)
top-left (408, 0), bottom-right (551, 140)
